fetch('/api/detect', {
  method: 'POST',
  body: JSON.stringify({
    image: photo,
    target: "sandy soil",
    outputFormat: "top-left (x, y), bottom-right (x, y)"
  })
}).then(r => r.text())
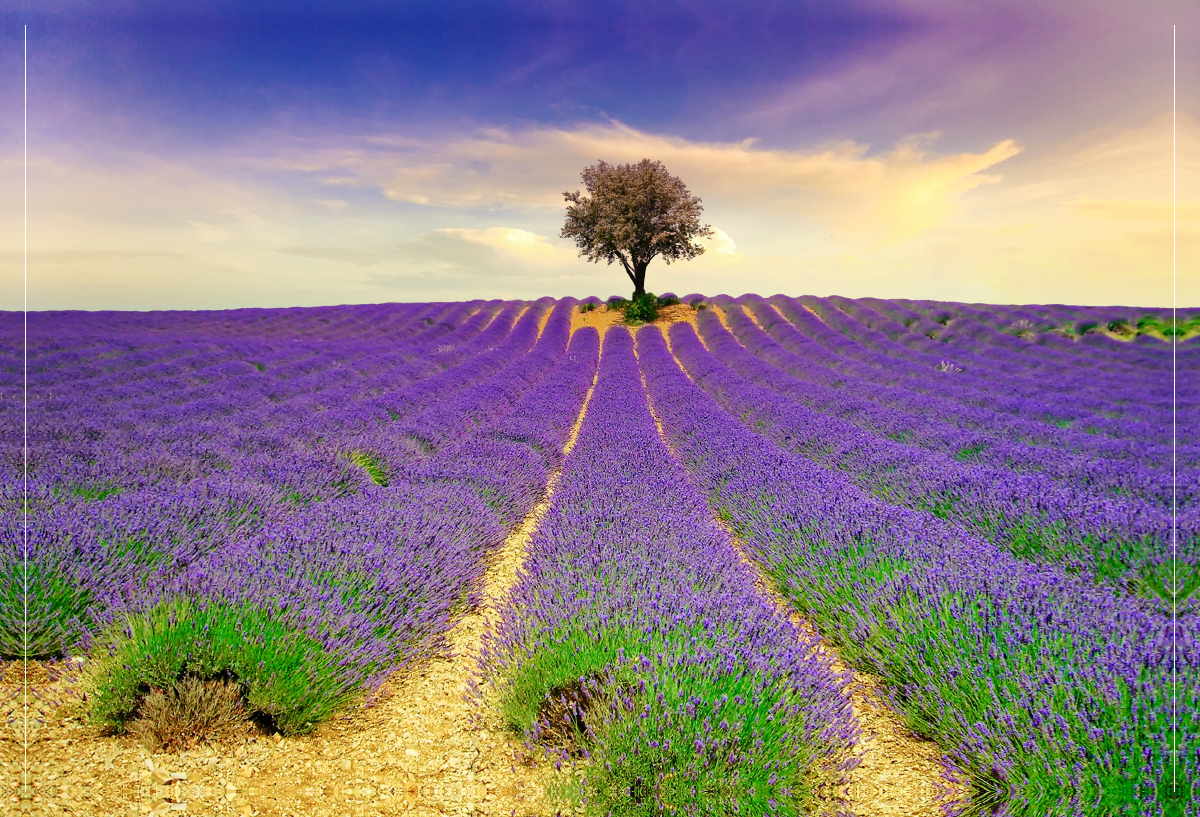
top-left (568, 302), bottom-right (701, 338)
top-left (15, 374), bottom-right (601, 817)
top-left (637, 324), bottom-right (968, 817)
top-left (15, 297), bottom-right (969, 817)
top-left (14, 557), bottom-right (560, 817)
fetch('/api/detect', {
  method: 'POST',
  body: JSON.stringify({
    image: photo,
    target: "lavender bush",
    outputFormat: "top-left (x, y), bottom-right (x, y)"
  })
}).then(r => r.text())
top-left (480, 327), bottom-right (859, 816)
top-left (3, 293), bottom-right (1192, 816)
top-left (638, 324), bottom-right (1195, 817)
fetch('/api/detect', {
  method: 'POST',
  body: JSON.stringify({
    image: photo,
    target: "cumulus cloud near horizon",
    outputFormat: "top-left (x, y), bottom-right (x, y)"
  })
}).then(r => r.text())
top-left (247, 121), bottom-right (1023, 248)
top-left (1, 112), bottom-right (1193, 311)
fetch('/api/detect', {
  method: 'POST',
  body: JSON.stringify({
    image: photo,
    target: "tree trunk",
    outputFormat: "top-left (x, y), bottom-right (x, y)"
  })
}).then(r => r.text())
top-left (632, 262), bottom-right (648, 298)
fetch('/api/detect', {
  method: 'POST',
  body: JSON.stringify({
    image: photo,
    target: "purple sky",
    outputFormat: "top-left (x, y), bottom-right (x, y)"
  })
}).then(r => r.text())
top-left (2, 0), bottom-right (1195, 309)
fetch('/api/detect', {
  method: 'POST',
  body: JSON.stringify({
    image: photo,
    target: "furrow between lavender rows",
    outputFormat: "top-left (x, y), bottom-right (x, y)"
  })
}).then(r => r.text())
top-left (8, 300), bottom-right (565, 660)
top-left (722, 297), bottom-right (1191, 503)
top-left (766, 294), bottom-right (1190, 444)
top-left (8, 310), bottom-right (601, 741)
top-left (636, 324), bottom-right (1196, 817)
top-left (674, 314), bottom-right (1189, 593)
top-left (479, 326), bottom-right (860, 816)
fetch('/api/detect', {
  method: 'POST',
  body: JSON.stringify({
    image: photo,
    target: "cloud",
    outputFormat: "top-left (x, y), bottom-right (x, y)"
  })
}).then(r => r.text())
top-left (275, 245), bottom-right (381, 266)
top-left (709, 227), bottom-right (738, 255)
top-left (699, 227), bottom-right (744, 263)
top-left (275, 230), bottom-right (505, 269)
top-left (435, 227), bottom-right (576, 263)
top-left (245, 120), bottom-right (1021, 247)
top-left (311, 199), bottom-right (350, 211)
top-left (4, 108), bottom-right (1191, 311)
top-left (1073, 200), bottom-right (1200, 222)
top-left (184, 220), bottom-right (233, 244)
top-left (1, 249), bottom-right (187, 264)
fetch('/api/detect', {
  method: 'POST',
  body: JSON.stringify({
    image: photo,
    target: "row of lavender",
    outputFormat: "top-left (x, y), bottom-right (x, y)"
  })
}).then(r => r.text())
top-left (806, 294), bottom-right (1187, 412)
top-left (9, 298), bottom-right (523, 656)
top-left (697, 298), bottom-right (1193, 597)
top-left (636, 323), bottom-right (1194, 816)
top-left (4, 300), bottom-right (604, 739)
top-left (755, 295), bottom-right (1188, 458)
top-left (728, 297), bottom-right (1184, 507)
top-left (480, 327), bottom-right (861, 815)
top-left (4, 292), bottom-right (1190, 814)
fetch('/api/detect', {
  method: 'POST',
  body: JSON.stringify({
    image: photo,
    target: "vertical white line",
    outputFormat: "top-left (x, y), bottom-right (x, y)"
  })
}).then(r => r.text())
top-left (1170, 21), bottom-right (1177, 792)
top-left (22, 21), bottom-right (28, 808)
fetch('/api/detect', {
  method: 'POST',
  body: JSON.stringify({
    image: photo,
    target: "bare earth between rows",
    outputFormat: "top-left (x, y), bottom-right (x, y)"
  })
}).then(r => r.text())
top-left (638, 323), bottom-right (968, 817)
top-left (14, 304), bottom-right (962, 817)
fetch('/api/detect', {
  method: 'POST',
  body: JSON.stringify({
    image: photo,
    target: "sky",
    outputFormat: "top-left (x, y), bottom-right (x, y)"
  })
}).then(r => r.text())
top-left (0, 0), bottom-right (1196, 311)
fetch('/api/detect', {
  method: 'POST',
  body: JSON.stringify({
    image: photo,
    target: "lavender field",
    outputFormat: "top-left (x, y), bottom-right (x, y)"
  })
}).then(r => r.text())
top-left (3, 295), bottom-right (1196, 816)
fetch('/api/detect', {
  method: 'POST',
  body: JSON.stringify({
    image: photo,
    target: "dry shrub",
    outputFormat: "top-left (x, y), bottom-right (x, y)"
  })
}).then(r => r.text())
top-left (534, 675), bottom-right (633, 757)
top-left (128, 676), bottom-right (251, 752)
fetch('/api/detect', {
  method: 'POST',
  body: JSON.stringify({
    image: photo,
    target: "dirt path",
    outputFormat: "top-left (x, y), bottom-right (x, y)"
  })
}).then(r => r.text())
top-left (19, 557), bottom-right (560, 817)
top-left (638, 324), bottom-right (968, 817)
top-left (22, 300), bottom-right (961, 817)
top-left (536, 306), bottom-right (554, 340)
top-left (20, 372), bottom-right (600, 817)
top-left (569, 302), bottom-right (700, 338)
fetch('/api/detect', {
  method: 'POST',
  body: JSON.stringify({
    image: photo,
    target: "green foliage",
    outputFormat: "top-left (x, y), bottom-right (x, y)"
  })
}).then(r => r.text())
top-left (758, 541), bottom-right (1184, 815)
top-left (578, 302), bottom-right (597, 313)
top-left (606, 297), bottom-right (628, 312)
top-left (624, 292), bottom-right (660, 325)
top-left (1128, 561), bottom-right (1200, 604)
top-left (347, 450), bottom-right (388, 486)
top-left (69, 482), bottom-right (122, 502)
top-left (88, 598), bottom-right (362, 736)
top-left (656, 294), bottom-right (681, 307)
top-left (496, 622), bottom-right (840, 816)
top-left (953, 443), bottom-right (988, 462)
top-left (7, 537), bottom-right (169, 660)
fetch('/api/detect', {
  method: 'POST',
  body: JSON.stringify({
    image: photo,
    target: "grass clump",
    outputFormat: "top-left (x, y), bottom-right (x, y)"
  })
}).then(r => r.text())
top-left (88, 598), bottom-right (363, 737)
top-left (579, 302), bottom-right (597, 313)
top-left (623, 292), bottom-right (660, 325)
top-left (347, 450), bottom-right (388, 486)
top-left (69, 482), bottom-right (122, 502)
top-left (954, 443), bottom-right (988, 462)
top-left (495, 623), bottom-right (846, 816)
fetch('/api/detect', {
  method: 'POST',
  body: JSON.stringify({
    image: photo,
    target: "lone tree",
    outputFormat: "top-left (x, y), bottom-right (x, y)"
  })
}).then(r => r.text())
top-left (561, 159), bottom-right (713, 299)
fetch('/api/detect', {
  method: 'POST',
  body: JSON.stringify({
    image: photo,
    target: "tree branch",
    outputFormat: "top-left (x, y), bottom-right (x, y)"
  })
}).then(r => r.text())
top-left (617, 252), bottom-right (636, 284)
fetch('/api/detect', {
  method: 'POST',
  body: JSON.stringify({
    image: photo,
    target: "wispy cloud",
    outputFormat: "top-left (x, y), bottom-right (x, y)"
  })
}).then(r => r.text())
top-left (3, 110), bottom-right (1191, 310)
top-left (436, 227), bottom-right (576, 262)
top-left (242, 120), bottom-right (1022, 251)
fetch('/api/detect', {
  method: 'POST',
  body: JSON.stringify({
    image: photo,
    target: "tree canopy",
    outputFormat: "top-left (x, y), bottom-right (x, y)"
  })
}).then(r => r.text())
top-left (560, 159), bottom-right (713, 298)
